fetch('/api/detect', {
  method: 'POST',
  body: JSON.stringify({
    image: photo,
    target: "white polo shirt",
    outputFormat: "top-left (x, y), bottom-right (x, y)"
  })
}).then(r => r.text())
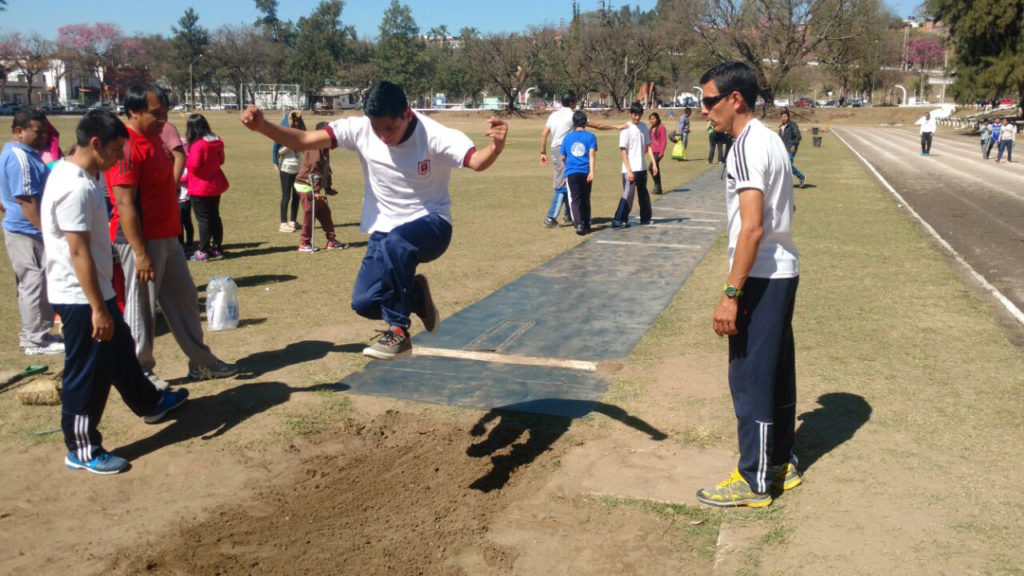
top-left (619, 121), bottom-right (651, 173)
top-left (545, 108), bottom-right (574, 149)
top-left (41, 160), bottom-right (116, 304)
top-left (725, 119), bottom-right (799, 279)
top-left (326, 112), bottom-right (475, 234)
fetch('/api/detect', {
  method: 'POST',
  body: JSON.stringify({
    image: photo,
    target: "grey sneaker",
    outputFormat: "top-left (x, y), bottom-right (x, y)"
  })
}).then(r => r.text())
top-left (363, 328), bottom-right (412, 360)
top-left (542, 217), bottom-right (558, 229)
top-left (415, 274), bottom-right (439, 332)
top-left (561, 214), bottom-right (573, 225)
top-left (65, 450), bottom-right (129, 475)
top-left (187, 361), bottom-right (239, 381)
top-left (24, 341), bottom-right (64, 355)
top-left (145, 371), bottom-right (170, 391)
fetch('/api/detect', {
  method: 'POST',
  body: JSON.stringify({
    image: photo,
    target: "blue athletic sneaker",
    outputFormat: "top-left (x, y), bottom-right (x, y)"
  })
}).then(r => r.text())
top-left (143, 388), bottom-right (189, 424)
top-left (65, 450), bottom-right (129, 475)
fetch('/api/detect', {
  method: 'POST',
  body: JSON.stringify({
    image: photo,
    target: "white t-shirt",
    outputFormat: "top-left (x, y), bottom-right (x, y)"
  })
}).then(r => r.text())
top-left (725, 119), bottom-right (799, 279)
top-left (546, 108), bottom-right (574, 148)
top-left (327, 112), bottom-right (475, 234)
top-left (919, 116), bottom-right (937, 134)
top-left (41, 160), bottom-right (116, 304)
top-left (619, 121), bottom-right (651, 173)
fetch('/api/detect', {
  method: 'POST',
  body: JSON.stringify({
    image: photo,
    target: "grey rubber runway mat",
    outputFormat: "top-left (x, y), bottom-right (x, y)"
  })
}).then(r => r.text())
top-left (340, 167), bottom-right (727, 417)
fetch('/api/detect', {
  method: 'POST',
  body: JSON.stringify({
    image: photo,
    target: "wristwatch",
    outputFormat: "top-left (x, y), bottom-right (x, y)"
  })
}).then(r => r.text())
top-left (723, 284), bottom-right (743, 298)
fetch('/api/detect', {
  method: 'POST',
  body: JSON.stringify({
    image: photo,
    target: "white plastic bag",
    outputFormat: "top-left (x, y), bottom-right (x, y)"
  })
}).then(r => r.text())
top-left (206, 276), bottom-right (239, 331)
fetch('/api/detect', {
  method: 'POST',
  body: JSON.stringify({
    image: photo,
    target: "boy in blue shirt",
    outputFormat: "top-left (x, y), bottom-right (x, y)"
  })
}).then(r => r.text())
top-left (560, 111), bottom-right (598, 235)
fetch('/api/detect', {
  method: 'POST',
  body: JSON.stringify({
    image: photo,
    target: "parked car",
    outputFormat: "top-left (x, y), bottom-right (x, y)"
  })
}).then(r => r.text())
top-left (0, 102), bottom-right (22, 115)
top-left (795, 97), bottom-right (816, 108)
top-left (36, 103), bottom-right (66, 114)
top-left (64, 102), bottom-right (86, 114)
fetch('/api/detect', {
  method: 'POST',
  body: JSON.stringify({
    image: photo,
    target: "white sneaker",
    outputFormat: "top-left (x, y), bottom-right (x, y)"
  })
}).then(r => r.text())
top-left (144, 371), bottom-right (170, 391)
top-left (279, 222), bottom-right (295, 233)
top-left (24, 341), bottom-right (64, 355)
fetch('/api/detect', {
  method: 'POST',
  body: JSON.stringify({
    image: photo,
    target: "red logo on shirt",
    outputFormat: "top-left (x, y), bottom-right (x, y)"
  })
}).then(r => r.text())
top-left (418, 160), bottom-right (431, 175)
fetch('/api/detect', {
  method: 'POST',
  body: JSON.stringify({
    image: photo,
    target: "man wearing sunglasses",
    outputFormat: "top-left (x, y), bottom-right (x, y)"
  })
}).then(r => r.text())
top-left (695, 61), bottom-right (801, 509)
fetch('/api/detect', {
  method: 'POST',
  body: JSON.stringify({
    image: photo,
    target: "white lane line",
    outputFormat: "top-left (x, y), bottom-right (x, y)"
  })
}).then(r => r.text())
top-left (834, 128), bottom-right (1024, 328)
top-left (414, 347), bottom-right (598, 371)
top-left (596, 240), bottom-right (704, 249)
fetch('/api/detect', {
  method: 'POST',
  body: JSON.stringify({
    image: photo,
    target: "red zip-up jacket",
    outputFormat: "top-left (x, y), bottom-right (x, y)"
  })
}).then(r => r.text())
top-left (186, 134), bottom-right (229, 197)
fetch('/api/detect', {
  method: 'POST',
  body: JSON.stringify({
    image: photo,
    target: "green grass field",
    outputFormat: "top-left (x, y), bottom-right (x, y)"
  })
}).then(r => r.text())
top-left (1, 109), bottom-right (1021, 574)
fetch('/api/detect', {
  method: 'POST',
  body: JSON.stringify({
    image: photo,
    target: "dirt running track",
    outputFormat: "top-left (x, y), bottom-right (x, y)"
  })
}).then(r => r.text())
top-left (834, 126), bottom-right (1024, 327)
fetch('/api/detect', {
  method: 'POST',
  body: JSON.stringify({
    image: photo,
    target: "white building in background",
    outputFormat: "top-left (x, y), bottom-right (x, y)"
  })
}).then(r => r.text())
top-left (1, 58), bottom-right (104, 105)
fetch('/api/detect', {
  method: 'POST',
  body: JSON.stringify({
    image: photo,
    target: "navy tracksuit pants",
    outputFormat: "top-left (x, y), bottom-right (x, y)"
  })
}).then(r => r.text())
top-left (351, 213), bottom-right (452, 330)
top-left (613, 171), bottom-right (652, 225)
top-left (55, 298), bottom-right (161, 462)
top-left (728, 276), bottom-right (799, 494)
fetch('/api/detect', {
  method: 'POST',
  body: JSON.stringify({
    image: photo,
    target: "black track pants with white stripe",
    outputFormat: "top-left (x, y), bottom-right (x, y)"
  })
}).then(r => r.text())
top-left (727, 276), bottom-right (799, 494)
top-left (56, 299), bottom-right (161, 462)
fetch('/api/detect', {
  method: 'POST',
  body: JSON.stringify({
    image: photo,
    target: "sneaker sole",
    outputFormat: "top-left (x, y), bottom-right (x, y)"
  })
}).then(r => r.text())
top-left (362, 346), bottom-right (412, 361)
top-left (64, 456), bottom-right (126, 475)
top-left (415, 275), bottom-right (439, 333)
top-left (777, 475), bottom-right (802, 491)
top-left (696, 490), bottom-right (773, 508)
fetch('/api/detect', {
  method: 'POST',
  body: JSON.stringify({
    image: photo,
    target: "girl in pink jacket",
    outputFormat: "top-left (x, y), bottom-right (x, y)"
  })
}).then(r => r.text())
top-left (186, 114), bottom-right (230, 261)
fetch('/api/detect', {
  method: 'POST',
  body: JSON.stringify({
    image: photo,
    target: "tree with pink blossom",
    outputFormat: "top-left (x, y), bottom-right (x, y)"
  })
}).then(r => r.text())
top-left (56, 23), bottom-right (126, 105)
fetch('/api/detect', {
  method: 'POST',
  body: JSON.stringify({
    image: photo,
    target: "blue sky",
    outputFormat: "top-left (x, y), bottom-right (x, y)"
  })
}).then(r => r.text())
top-left (1, 0), bottom-right (924, 40)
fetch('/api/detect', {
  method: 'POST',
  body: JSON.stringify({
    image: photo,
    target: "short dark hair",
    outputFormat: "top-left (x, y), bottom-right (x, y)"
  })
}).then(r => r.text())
top-left (629, 102), bottom-right (644, 115)
top-left (290, 111), bottom-right (306, 131)
top-left (75, 109), bottom-right (129, 147)
top-left (12, 107), bottom-right (46, 131)
top-left (561, 91), bottom-right (577, 107)
top-left (185, 113), bottom-right (212, 144)
top-left (684, 107), bottom-right (691, 115)
top-left (315, 121), bottom-right (330, 131)
top-left (365, 81), bottom-right (409, 119)
top-left (572, 110), bottom-right (588, 128)
top-left (123, 84), bottom-right (169, 117)
top-left (699, 61), bottom-right (759, 110)
top-left (780, 108), bottom-right (790, 117)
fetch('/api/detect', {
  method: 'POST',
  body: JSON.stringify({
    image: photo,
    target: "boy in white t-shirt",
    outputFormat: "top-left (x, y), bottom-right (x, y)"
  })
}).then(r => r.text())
top-left (42, 110), bottom-right (188, 475)
top-left (695, 61), bottom-right (801, 508)
top-left (242, 81), bottom-right (507, 359)
top-left (611, 102), bottom-right (658, 229)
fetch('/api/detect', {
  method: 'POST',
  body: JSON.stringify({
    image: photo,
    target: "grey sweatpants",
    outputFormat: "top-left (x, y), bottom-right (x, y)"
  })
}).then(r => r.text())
top-left (115, 237), bottom-right (219, 374)
top-left (4, 230), bottom-right (54, 348)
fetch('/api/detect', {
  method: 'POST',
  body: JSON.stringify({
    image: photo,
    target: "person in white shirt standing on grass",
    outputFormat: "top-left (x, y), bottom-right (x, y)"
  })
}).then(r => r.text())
top-left (611, 102), bottom-right (658, 229)
top-left (695, 61), bottom-right (801, 508)
top-left (241, 81), bottom-right (507, 360)
top-left (919, 111), bottom-right (936, 156)
top-left (42, 109), bottom-right (188, 475)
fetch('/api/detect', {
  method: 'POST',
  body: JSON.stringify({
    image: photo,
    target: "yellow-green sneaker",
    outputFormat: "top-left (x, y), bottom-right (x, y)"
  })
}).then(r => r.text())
top-left (696, 469), bottom-right (773, 508)
top-left (772, 462), bottom-right (803, 491)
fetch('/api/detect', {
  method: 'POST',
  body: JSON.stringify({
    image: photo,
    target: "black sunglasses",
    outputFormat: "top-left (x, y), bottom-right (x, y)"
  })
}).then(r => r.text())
top-left (702, 93), bottom-right (730, 110)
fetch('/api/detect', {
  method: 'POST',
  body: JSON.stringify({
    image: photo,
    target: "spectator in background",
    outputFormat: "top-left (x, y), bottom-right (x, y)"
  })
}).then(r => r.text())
top-left (919, 111), bottom-right (936, 157)
top-left (274, 111), bottom-right (304, 232)
top-left (979, 119), bottom-right (991, 159)
top-left (185, 113), bottom-right (230, 261)
top-left (986, 117), bottom-right (1002, 160)
top-left (778, 109), bottom-right (805, 188)
top-left (40, 117), bottom-right (63, 165)
top-left (648, 112), bottom-right (666, 195)
top-left (677, 107), bottom-right (691, 160)
top-left (996, 118), bottom-right (1015, 163)
top-left (1, 108), bottom-right (63, 355)
top-left (294, 121), bottom-right (346, 253)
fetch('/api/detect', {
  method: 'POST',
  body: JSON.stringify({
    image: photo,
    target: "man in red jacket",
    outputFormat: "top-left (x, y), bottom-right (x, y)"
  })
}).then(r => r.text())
top-left (106, 84), bottom-right (238, 388)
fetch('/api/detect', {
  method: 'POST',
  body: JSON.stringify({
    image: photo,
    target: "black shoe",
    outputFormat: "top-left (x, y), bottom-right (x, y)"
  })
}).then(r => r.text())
top-left (575, 226), bottom-right (587, 236)
top-left (610, 220), bottom-right (631, 230)
top-left (414, 274), bottom-right (439, 332)
top-left (561, 215), bottom-right (573, 225)
top-left (543, 217), bottom-right (558, 229)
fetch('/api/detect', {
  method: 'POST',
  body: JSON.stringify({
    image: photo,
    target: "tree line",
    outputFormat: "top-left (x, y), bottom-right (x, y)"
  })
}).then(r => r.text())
top-left (5, 0), bottom-right (1012, 112)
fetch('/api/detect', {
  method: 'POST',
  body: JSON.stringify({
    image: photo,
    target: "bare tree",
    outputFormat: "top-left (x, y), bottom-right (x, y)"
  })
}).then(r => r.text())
top-left (210, 24), bottom-right (288, 105)
top-left (1, 32), bottom-right (55, 105)
top-left (466, 32), bottom-right (545, 112)
top-left (587, 6), bottom-right (664, 110)
top-left (694, 0), bottom-right (862, 109)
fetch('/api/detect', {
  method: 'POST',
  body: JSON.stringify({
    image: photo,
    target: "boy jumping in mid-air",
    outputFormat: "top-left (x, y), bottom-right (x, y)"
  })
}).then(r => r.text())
top-left (241, 81), bottom-right (507, 360)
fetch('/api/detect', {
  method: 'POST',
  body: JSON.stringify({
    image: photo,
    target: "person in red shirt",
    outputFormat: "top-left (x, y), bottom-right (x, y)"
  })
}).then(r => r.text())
top-left (648, 112), bottom-right (667, 195)
top-left (106, 84), bottom-right (237, 388)
top-left (184, 113), bottom-right (230, 261)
